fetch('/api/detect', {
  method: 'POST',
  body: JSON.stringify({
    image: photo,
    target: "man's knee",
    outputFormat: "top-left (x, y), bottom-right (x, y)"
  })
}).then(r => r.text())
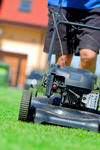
top-left (80, 49), bottom-right (97, 66)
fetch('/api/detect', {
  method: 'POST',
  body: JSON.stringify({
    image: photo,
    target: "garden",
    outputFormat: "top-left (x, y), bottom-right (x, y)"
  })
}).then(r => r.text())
top-left (0, 86), bottom-right (100, 150)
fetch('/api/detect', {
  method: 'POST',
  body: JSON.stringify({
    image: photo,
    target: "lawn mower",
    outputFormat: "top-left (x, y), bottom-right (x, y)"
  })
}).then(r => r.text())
top-left (18, 0), bottom-right (100, 132)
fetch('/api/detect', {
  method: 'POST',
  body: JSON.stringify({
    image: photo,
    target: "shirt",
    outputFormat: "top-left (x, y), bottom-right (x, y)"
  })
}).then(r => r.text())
top-left (48, 0), bottom-right (100, 9)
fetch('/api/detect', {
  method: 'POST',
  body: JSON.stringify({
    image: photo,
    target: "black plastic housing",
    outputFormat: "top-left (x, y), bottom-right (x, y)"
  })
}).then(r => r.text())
top-left (50, 66), bottom-right (97, 91)
top-left (30, 96), bottom-right (100, 132)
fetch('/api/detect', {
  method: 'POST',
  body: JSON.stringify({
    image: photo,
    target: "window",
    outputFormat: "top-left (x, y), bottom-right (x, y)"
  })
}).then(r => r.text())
top-left (0, 0), bottom-right (2, 6)
top-left (19, 0), bottom-right (32, 12)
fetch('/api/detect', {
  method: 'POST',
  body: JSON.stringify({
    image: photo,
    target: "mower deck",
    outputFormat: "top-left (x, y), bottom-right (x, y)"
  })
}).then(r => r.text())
top-left (18, 90), bottom-right (100, 132)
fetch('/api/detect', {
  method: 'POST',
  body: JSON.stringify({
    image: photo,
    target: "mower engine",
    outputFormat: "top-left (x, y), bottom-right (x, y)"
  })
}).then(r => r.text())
top-left (45, 65), bottom-right (99, 111)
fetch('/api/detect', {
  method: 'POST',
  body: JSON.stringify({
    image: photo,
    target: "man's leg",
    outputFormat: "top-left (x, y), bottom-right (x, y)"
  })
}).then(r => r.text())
top-left (78, 49), bottom-right (98, 74)
top-left (56, 54), bottom-right (73, 68)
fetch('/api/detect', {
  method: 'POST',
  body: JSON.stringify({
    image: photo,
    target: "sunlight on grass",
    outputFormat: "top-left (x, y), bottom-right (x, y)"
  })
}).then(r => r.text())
top-left (0, 87), bottom-right (100, 150)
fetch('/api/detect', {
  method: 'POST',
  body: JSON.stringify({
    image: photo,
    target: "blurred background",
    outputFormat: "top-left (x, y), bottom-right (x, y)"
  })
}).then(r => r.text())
top-left (0, 0), bottom-right (100, 89)
top-left (0, 0), bottom-right (49, 89)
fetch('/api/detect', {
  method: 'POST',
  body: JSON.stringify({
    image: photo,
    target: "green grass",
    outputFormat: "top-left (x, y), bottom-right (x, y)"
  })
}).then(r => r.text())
top-left (0, 87), bottom-right (100, 150)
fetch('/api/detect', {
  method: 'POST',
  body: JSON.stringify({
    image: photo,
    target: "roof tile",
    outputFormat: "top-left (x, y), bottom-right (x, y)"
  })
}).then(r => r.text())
top-left (0, 0), bottom-right (48, 27)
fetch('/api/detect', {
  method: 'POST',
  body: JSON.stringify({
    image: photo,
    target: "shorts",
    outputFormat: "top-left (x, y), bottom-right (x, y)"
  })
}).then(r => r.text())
top-left (43, 5), bottom-right (100, 56)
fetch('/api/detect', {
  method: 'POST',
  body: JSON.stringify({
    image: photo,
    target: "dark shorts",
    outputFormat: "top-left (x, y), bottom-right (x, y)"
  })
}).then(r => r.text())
top-left (43, 5), bottom-right (100, 56)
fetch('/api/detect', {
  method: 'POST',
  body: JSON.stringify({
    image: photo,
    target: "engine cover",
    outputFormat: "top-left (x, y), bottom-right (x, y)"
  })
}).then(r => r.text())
top-left (50, 66), bottom-right (97, 91)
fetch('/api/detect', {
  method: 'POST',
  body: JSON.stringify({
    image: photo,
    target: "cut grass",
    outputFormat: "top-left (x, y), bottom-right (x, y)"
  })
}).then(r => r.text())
top-left (0, 87), bottom-right (100, 150)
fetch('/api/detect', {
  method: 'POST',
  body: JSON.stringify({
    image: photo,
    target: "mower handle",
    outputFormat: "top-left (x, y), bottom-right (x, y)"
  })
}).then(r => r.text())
top-left (57, 21), bottom-right (100, 31)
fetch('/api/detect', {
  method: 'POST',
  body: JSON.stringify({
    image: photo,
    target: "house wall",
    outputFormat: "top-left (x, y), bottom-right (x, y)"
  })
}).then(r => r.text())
top-left (0, 23), bottom-right (48, 88)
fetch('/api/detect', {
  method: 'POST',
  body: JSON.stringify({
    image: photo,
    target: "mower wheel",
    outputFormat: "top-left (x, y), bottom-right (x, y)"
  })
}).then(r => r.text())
top-left (18, 90), bottom-right (32, 121)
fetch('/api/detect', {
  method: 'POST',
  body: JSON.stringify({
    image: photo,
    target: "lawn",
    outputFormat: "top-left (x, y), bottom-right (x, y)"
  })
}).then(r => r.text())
top-left (0, 86), bottom-right (100, 150)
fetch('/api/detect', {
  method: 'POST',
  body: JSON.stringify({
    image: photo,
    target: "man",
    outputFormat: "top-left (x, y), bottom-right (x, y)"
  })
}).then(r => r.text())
top-left (43, 0), bottom-right (100, 73)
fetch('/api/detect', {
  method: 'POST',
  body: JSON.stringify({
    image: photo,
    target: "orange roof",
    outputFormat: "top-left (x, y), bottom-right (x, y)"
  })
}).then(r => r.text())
top-left (0, 0), bottom-right (49, 28)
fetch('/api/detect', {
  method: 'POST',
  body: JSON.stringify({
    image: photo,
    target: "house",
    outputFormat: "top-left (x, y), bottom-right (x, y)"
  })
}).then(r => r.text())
top-left (0, 0), bottom-right (49, 88)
